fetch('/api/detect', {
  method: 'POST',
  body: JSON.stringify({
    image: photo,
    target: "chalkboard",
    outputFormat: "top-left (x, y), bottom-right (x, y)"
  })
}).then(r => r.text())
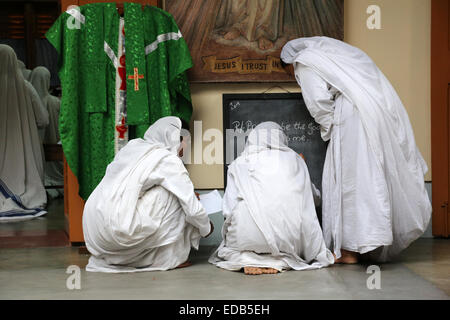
top-left (223, 93), bottom-right (328, 196)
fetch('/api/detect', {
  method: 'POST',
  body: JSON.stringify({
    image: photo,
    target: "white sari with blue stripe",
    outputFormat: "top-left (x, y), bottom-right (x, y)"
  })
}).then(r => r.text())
top-left (0, 45), bottom-right (47, 221)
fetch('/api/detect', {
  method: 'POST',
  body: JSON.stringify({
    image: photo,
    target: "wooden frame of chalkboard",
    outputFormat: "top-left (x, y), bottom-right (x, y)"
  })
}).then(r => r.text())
top-left (222, 93), bottom-right (328, 196)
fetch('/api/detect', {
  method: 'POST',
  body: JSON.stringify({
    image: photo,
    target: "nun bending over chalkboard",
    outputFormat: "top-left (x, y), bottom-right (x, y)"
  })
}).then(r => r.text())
top-left (280, 37), bottom-right (431, 263)
top-left (209, 122), bottom-right (335, 275)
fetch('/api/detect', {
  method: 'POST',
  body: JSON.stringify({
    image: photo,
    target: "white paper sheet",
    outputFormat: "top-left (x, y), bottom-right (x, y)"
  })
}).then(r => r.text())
top-left (199, 190), bottom-right (223, 215)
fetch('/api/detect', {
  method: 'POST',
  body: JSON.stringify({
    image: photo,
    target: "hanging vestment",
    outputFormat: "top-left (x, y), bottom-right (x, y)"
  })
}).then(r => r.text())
top-left (0, 45), bottom-right (47, 221)
top-left (281, 37), bottom-right (431, 262)
top-left (209, 122), bottom-right (334, 272)
top-left (46, 3), bottom-right (194, 200)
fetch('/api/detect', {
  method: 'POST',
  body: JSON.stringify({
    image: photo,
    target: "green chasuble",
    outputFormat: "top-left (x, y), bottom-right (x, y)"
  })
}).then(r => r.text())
top-left (46, 3), bottom-right (193, 200)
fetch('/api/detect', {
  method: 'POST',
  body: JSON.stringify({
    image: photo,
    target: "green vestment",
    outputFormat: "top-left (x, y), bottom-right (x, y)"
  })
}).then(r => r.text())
top-left (46, 3), bottom-right (193, 200)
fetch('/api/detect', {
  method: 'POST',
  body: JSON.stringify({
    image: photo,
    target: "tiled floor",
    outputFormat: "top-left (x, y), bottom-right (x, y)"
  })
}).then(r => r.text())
top-left (398, 238), bottom-right (450, 296)
top-left (0, 239), bottom-right (447, 300)
top-left (0, 197), bottom-right (448, 300)
top-left (0, 197), bottom-right (68, 249)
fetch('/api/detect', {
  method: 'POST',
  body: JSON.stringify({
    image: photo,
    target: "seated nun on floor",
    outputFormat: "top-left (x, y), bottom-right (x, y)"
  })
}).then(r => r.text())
top-left (209, 122), bottom-right (335, 275)
top-left (83, 116), bottom-right (213, 273)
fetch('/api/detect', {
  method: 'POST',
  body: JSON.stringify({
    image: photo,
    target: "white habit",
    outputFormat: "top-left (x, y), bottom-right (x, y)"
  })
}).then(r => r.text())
top-left (209, 122), bottom-right (334, 272)
top-left (0, 45), bottom-right (47, 221)
top-left (24, 71), bottom-right (49, 183)
top-left (83, 116), bottom-right (211, 273)
top-left (30, 66), bottom-right (63, 195)
top-left (24, 79), bottom-right (49, 145)
top-left (281, 37), bottom-right (431, 262)
top-left (17, 60), bottom-right (32, 81)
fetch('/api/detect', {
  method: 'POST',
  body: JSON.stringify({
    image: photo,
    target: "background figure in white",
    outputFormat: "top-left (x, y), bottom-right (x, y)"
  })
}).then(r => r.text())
top-left (30, 66), bottom-right (63, 198)
top-left (17, 60), bottom-right (32, 81)
top-left (209, 122), bottom-right (334, 275)
top-left (83, 117), bottom-right (213, 273)
top-left (17, 61), bottom-right (49, 171)
top-left (281, 37), bottom-right (431, 263)
top-left (22, 76), bottom-right (48, 186)
top-left (24, 78), bottom-right (48, 145)
top-left (0, 44), bottom-right (47, 221)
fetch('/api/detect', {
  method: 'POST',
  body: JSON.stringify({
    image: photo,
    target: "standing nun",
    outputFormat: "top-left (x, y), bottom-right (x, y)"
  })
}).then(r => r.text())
top-left (281, 37), bottom-right (431, 263)
top-left (209, 122), bottom-right (334, 275)
top-left (0, 45), bottom-right (47, 221)
top-left (83, 116), bottom-right (213, 273)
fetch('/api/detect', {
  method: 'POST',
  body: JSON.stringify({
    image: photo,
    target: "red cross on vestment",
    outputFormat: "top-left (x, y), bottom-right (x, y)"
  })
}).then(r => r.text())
top-left (128, 67), bottom-right (144, 91)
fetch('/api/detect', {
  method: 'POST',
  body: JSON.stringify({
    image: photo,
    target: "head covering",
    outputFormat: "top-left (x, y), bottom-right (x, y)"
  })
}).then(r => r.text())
top-left (30, 66), bottom-right (51, 101)
top-left (280, 37), bottom-right (313, 64)
top-left (243, 121), bottom-right (290, 155)
top-left (29, 66), bottom-right (55, 144)
top-left (144, 116), bottom-right (181, 154)
top-left (281, 36), bottom-right (367, 65)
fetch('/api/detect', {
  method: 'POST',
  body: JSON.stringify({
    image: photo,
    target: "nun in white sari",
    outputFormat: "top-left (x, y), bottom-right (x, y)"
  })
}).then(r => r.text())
top-left (16, 63), bottom-right (49, 179)
top-left (0, 45), bottom-right (47, 221)
top-left (30, 66), bottom-right (63, 197)
top-left (83, 116), bottom-right (212, 273)
top-left (17, 61), bottom-right (48, 143)
top-left (209, 122), bottom-right (334, 274)
top-left (17, 60), bottom-right (32, 81)
top-left (281, 37), bottom-right (431, 262)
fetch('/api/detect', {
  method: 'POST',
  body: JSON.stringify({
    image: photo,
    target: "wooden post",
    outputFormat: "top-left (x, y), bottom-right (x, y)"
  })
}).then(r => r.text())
top-left (431, 0), bottom-right (450, 237)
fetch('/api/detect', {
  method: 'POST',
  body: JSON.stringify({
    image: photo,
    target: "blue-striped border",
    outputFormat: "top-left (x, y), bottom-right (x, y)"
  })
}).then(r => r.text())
top-left (0, 179), bottom-right (46, 218)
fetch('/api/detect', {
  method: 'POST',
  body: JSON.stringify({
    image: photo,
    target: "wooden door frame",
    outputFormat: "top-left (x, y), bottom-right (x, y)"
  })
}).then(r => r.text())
top-left (431, 0), bottom-right (449, 237)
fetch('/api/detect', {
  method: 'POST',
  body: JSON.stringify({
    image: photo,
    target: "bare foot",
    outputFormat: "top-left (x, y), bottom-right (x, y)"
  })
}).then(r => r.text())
top-left (244, 267), bottom-right (263, 275)
top-left (224, 28), bottom-right (241, 40)
top-left (262, 268), bottom-right (279, 274)
top-left (244, 267), bottom-right (279, 275)
top-left (334, 250), bottom-right (359, 264)
top-left (176, 261), bottom-right (192, 269)
top-left (258, 37), bottom-right (274, 51)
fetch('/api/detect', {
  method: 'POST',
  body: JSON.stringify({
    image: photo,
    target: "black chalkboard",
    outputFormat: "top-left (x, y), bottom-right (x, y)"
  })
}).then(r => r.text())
top-left (223, 93), bottom-right (328, 195)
